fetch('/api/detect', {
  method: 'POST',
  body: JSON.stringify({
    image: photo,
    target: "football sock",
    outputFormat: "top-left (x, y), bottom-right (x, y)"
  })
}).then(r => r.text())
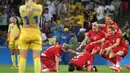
top-left (11, 55), bottom-right (16, 67)
top-left (34, 58), bottom-right (41, 73)
top-left (19, 57), bottom-right (26, 73)
top-left (17, 55), bottom-right (20, 66)
top-left (90, 54), bottom-right (94, 64)
top-left (116, 55), bottom-right (120, 67)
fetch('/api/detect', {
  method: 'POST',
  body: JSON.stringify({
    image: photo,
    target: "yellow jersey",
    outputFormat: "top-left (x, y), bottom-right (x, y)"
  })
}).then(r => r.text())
top-left (8, 23), bottom-right (22, 41)
top-left (19, 3), bottom-right (42, 25)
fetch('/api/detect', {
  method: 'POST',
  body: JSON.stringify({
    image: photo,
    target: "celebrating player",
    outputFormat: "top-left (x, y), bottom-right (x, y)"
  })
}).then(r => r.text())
top-left (98, 15), bottom-right (120, 34)
top-left (40, 44), bottom-right (79, 72)
top-left (8, 17), bottom-right (22, 68)
top-left (77, 22), bottom-right (105, 65)
top-left (68, 51), bottom-right (98, 72)
top-left (100, 26), bottom-right (128, 72)
top-left (19, 0), bottom-right (42, 73)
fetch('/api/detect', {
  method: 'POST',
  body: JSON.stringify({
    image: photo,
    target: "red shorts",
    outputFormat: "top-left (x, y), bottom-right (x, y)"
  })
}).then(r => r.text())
top-left (85, 43), bottom-right (101, 53)
top-left (112, 46), bottom-right (128, 58)
top-left (40, 56), bottom-right (55, 68)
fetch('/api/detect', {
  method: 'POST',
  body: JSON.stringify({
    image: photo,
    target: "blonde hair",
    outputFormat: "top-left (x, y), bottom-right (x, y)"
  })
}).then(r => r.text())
top-left (92, 22), bottom-right (98, 27)
top-left (25, 0), bottom-right (34, 18)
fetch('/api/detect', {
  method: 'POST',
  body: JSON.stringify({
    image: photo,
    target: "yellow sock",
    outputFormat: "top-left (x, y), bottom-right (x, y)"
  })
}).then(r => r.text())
top-left (34, 58), bottom-right (41, 73)
top-left (17, 55), bottom-right (20, 66)
top-left (11, 55), bottom-right (16, 67)
top-left (19, 57), bottom-right (26, 73)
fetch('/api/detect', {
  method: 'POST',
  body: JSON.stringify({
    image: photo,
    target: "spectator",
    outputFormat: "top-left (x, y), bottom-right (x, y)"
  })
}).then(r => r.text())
top-left (43, 8), bottom-right (53, 22)
top-left (105, 5), bottom-right (115, 16)
top-left (77, 28), bottom-right (86, 43)
top-left (95, 2), bottom-right (105, 24)
top-left (0, 31), bottom-right (6, 45)
top-left (58, 28), bottom-right (71, 65)
top-left (46, 0), bottom-right (57, 20)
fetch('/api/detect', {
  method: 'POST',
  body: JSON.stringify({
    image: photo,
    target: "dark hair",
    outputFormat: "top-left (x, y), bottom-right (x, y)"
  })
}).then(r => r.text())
top-left (107, 15), bottom-right (114, 20)
top-left (15, 17), bottom-right (21, 31)
top-left (68, 63), bottom-right (75, 72)
top-left (109, 26), bottom-right (115, 31)
top-left (45, 8), bottom-right (49, 11)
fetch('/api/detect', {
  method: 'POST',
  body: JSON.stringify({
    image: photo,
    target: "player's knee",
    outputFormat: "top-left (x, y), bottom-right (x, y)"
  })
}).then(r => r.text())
top-left (109, 54), bottom-right (114, 59)
top-left (68, 63), bottom-right (75, 72)
top-left (10, 50), bottom-right (15, 55)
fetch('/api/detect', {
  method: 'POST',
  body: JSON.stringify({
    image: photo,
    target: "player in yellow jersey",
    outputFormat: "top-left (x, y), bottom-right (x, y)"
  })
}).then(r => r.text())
top-left (8, 17), bottom-right (22, 68)
top-left (19, 0), bottom-right (42, 73)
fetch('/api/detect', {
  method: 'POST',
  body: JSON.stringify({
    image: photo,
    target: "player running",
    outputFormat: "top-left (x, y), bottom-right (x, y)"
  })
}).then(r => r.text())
top-left (40, 44), bottom-right (80, 72)
top-left (100, 26), bottom-right (128, 72)
top-left (8, 17), bottom-right (22, 68)
top-left (19, 0), bottom-right (42, 73)
top-left (98, 15), bottom-right (120, 34)
top-left (68, 51), bottom-right (98, 72)
top-left (77, 22), bottom-right (105, 65)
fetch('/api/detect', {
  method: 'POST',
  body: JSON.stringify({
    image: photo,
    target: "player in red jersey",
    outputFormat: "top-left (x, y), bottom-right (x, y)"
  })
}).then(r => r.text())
top-left (77, 22), bottom-right (105, 65)
top-left (68, 51), bottom-right (98, 72)
top-left (100, 26), bottom-right (128, 72)
top-left (40, 43), bottom-right (79, 72)
top-left (98, 15), bottom-right (120, 34)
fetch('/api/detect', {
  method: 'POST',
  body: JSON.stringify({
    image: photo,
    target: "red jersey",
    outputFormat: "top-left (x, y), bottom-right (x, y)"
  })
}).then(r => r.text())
top-left (42, 45), bottom-right (63, 61)
top-left (70, 51), bottom-right (91, 69)
top-left (87, 30), bottom-right (105, 43)
top-left (103, 22), bottom-right (119, 33)
top-left (105, 32), bottom-right (128, 48)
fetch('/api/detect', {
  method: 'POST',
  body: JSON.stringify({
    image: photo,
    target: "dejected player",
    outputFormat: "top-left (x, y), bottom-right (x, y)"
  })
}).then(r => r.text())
top-left (68, 51), bottom-right (98, 72)
top-left (40, 44), bottom-right (79, 72)
top-left (19, 0), bottom-right (42, 73)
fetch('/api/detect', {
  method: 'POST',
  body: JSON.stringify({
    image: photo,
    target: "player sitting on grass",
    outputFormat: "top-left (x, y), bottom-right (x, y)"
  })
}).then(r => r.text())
top-left (40, 43), bottom-right (80, 72)
top-left (68, 51), bottom-right (98, 72)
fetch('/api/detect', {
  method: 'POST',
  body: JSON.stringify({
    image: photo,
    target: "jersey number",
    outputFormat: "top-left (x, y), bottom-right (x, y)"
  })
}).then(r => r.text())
top-left (24, 16), bottom-right (38, 24)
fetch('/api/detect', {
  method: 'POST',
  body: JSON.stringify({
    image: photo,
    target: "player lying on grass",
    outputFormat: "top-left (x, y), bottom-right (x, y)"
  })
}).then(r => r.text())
top-left (77, 22), bottom-right (105, 66)
top-left (100, 26), bottom-right (128, 72)
top-left (68, 51), bottom-right (98, 72)
top-left (40, 43), bottom-right (80, 72)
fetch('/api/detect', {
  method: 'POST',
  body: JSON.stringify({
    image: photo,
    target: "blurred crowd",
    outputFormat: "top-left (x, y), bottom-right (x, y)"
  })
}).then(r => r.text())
top-left (0, 0), bottom-right (130, 46)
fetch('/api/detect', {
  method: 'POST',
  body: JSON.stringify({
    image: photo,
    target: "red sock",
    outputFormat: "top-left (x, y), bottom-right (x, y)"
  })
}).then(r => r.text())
top-left (109, 58), bottom-right (116, 64)
top-left (90, 54), bottom-right (94, 64)
top-left (103, 54), bottom-right (116, 64)
top-left (116, 55), bottom-right (121, 65)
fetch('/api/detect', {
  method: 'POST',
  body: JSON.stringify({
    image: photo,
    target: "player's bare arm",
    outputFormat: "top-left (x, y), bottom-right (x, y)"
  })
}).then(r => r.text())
top-left (77, 36), bottom-right (88, 50)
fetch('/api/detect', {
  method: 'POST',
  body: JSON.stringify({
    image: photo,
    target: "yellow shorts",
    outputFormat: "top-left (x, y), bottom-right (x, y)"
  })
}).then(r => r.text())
top-left (9, 39), bottom-right (19, 49)
top-left (19, 28), bottom-right (42, 50)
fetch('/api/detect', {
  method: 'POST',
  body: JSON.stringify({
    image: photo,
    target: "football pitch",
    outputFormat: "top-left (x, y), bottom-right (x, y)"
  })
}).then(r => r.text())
top-left (0, 65), bottom-right (130, 73)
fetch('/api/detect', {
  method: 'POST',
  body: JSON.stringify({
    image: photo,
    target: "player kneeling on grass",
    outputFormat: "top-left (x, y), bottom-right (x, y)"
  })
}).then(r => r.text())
top-left (68, 51), bottom-right (98, 72)
top-left (100, 26), bottom-right (128, 72)
top-left (40, 43), bottom-right (80, 72)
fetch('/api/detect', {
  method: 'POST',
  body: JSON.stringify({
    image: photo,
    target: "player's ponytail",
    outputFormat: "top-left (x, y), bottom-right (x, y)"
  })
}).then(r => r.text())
top-left (25, 0), bottom-right (33, 18)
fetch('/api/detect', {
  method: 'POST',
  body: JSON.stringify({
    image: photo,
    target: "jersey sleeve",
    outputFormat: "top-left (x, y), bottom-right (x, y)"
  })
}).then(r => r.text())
top-left (87, 30), bottom-right (91, 37)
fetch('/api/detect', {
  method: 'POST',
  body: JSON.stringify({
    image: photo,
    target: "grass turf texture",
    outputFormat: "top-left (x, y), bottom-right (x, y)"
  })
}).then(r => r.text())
top-left (0, 65), bottom-right (130, 73)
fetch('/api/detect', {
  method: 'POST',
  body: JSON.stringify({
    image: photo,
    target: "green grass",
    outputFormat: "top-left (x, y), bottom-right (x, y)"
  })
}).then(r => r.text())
top-left (0, 65), bottom-right (130, 73)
